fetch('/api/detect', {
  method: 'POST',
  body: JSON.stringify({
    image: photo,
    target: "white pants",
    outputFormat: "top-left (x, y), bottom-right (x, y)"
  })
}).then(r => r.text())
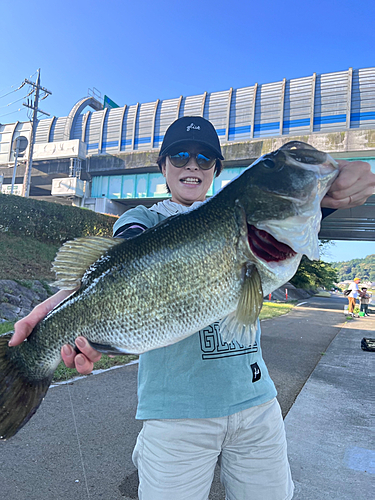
top-left (132, 398), bottom-right (294, 500)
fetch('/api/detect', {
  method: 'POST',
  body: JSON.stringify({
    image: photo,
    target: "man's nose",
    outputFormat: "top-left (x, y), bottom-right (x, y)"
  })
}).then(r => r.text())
top-left (185, 156), bottom-right (199, 169)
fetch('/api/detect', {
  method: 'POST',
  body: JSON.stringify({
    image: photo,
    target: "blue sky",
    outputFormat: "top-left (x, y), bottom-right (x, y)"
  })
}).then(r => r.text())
top-left (1, 0), bottom-right (374, 262)
top-left (323, 241), bottom-right (373, 263)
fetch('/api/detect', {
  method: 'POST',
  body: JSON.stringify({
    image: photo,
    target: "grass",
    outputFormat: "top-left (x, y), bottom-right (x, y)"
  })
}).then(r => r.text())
top-left (0, 301), bottom-right (295, 382)
top-left (0, 322), bottom-right (15, 335)
top-left (259, 301), bottom-right (295, 320)
top-left (52, 354), bottom-right (139, 382)
top-left (0, 232), bottom-right (57, 281)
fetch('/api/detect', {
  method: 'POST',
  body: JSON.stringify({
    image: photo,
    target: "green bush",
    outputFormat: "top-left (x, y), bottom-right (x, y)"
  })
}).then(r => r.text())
top-left (0, 193), bottom-right (117, 244)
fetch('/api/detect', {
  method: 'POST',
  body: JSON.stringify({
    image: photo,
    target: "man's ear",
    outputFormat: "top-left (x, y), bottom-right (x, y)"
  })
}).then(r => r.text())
top-left (161, 161), bottom-right (167, 177)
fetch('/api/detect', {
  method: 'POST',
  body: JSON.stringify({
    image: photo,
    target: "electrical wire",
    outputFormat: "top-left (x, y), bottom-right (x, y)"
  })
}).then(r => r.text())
top-left (0, 81), bottom-right (26, 100)
top-left (0, 71), bottom-right (48, 121)
top-left (0, 69), bottom-right (38, 99)
top-left (0, 88), bottom-right (20, 100)
top-left (0, 94), bottom-right (29, 109)
top-left (0, 108), bottom-right (23, 119)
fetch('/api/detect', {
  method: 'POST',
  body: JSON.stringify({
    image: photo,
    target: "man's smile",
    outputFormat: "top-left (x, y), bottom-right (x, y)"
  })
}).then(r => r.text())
top-left (180, 177), bottom-right (202, 185)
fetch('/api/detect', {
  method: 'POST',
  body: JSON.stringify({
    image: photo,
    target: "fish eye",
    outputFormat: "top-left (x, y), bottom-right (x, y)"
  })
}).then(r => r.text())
top-left (263, 158), bottom-right (276, 169)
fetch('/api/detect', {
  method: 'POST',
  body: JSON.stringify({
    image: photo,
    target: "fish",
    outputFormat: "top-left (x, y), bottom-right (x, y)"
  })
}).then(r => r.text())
top-left (0, 141), bottom-right (338, 440)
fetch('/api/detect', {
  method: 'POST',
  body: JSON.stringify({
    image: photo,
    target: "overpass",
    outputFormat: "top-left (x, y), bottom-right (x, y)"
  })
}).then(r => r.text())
top-left (0, 66), bottom-right (374, 241)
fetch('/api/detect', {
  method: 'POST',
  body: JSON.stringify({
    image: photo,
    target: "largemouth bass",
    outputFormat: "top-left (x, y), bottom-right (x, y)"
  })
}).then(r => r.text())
top-left (0, 141), bottom-right (338, 440)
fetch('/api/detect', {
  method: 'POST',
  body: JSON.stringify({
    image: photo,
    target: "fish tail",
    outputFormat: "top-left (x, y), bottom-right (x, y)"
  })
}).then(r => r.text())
top-left (0, 333), bottom-right (53, 440)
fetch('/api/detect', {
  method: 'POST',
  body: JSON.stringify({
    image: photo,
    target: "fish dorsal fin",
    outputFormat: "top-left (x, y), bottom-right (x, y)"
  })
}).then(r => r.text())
top-left (52, 236), bottom-right (122, 289)
top-left (219, 265), bottom-right (263, 346)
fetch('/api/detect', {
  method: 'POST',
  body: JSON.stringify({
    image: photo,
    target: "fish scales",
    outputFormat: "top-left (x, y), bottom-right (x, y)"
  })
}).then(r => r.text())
top-left (0, 141), bottom-right (339, 439)
top-left (40, 201), bottom-right (244, 360)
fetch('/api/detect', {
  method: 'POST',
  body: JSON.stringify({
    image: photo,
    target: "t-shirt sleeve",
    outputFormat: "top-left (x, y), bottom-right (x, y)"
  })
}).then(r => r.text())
top-left (112, 206), bottom-right (160, 236)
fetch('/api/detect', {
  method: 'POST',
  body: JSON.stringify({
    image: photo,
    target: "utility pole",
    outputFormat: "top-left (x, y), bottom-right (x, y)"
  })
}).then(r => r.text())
top-left (22, 69), bottom-right (52, 197)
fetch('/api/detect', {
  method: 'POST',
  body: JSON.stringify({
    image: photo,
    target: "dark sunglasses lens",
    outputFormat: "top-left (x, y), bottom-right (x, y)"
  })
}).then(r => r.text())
top-left (196, 153), bottom-right (216, 170)
top-left (169, 152), bottom-right (216, 169)
top-left (169, 152), bottom-right (190, 167)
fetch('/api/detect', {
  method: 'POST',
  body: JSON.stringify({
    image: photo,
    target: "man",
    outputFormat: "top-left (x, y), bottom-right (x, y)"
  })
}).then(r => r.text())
top-left (347, 277), bottom-right (361, 316)
top-left (10, 117), bottom-right (375, 500)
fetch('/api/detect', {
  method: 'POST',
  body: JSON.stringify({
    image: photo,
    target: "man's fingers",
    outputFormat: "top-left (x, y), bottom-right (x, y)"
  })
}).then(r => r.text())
top-left (321, 192), bottom-right (366, 209)
top-left (10, 312), bottom-right (45, 346)
top-left (73, 335), bottom-right (103, 374)
top-left (74, 354), bottom-right (95, 375)
top-left (61, 344), bottom-right (77, 369)
top-left (9, 318), bottom-right (32, 346)
top-left (322, 160), bottom-right (375, 209)
top-left (9, 289), bottom-right (76, 347)
top-left (74, 337), bottom-right (102, 375)
top-left (61, 344), bottom-right (96, 375)
top-left (322, 188), bottom-right (373, 209)
top-left (61, 338), bottom-right (101, 375)
top-left (75, 337), bottom-right (102, 363)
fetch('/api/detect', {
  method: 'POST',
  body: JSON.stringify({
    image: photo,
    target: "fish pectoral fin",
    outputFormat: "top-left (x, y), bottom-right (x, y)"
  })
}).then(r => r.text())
top-left (87, 340), bottom-right (135, 355)
top-left (52, 236), bottom-right (123, 290)
top-left (219, 266), bottom-right (263, 347)
top-left (219, 313), bottom-right (258, 347)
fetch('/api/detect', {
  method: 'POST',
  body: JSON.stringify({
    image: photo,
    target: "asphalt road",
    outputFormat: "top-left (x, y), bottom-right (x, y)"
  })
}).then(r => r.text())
top-left (0, 294), bottom-right (350, 500)
top-left (262, 294), bottom-right (345, 417)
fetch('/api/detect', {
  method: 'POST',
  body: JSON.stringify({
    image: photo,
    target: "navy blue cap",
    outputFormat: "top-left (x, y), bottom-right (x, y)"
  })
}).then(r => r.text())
top-left (159, 116), bottom-right (224, 160)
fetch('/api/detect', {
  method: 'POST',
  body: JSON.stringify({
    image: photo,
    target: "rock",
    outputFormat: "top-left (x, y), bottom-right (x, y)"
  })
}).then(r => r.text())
top-left (0, 280), bottom-right (58, 322)
top-left (0, 302), bottom-right (21, 322)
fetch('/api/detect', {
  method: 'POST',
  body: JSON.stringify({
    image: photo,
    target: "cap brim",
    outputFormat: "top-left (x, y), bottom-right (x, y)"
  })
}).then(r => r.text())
top-left (161, 139), bottom-right (224, 160)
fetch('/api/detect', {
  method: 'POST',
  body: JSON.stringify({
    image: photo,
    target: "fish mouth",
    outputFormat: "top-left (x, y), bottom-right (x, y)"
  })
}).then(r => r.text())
top-left (248, 225), bottom-right (297, 263)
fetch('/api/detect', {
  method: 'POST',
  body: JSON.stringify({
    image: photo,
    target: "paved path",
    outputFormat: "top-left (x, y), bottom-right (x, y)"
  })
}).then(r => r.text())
top-left (285, 303), bottom-right (374, 500)
top-left (0, 295), bottom-right (373, 499)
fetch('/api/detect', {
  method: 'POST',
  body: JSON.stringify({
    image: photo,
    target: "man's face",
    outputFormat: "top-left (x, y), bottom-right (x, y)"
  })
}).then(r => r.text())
top-left (162, 143), bottom-right (216, 206)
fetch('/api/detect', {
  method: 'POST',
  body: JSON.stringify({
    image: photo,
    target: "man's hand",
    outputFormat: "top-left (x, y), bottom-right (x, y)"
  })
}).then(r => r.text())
top-left (9, 289), bottom-right (73, 346)
top-left (321, 160), bottom-right (375, 209)
top-left (61, 337), bottom-right (102, 375)
top-left (9, 288), bottom-right (101, 375)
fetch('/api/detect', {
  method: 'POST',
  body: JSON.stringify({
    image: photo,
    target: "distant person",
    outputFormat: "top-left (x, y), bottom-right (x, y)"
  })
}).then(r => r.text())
top-left (347, 278), bottom-right (361, 317)
top-left (359, 287), bottom-right (370, 317)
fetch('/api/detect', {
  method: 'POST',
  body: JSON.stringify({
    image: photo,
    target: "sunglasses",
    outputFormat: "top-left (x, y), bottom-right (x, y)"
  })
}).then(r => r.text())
top-left (168, 151), bottom-right (216, 170)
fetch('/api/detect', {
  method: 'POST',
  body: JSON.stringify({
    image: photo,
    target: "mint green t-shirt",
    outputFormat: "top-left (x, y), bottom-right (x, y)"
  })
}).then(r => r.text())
top-left (113, 202), bottom-right (277, 419)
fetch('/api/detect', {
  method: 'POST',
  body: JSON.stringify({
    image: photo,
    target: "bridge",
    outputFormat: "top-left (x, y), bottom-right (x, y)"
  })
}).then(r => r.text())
top-left (0, 66), bottom-right (374, 241)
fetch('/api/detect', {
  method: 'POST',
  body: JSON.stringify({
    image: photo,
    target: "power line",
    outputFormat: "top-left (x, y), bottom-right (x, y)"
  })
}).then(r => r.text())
top-left (0, 92), bottom-right (31, 109)
top-left (0, 69), bottom-right (38, 97)
top-left (0, 108), bottom-right (23, 119)
top-left (0, 81), bottom-right (26, 100)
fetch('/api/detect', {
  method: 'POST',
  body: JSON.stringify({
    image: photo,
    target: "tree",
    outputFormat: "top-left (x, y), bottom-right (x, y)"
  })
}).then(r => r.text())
top-left (290, 256), bottom-right (338, 290)
top-left (331, 255), bottom-right (375, 282)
